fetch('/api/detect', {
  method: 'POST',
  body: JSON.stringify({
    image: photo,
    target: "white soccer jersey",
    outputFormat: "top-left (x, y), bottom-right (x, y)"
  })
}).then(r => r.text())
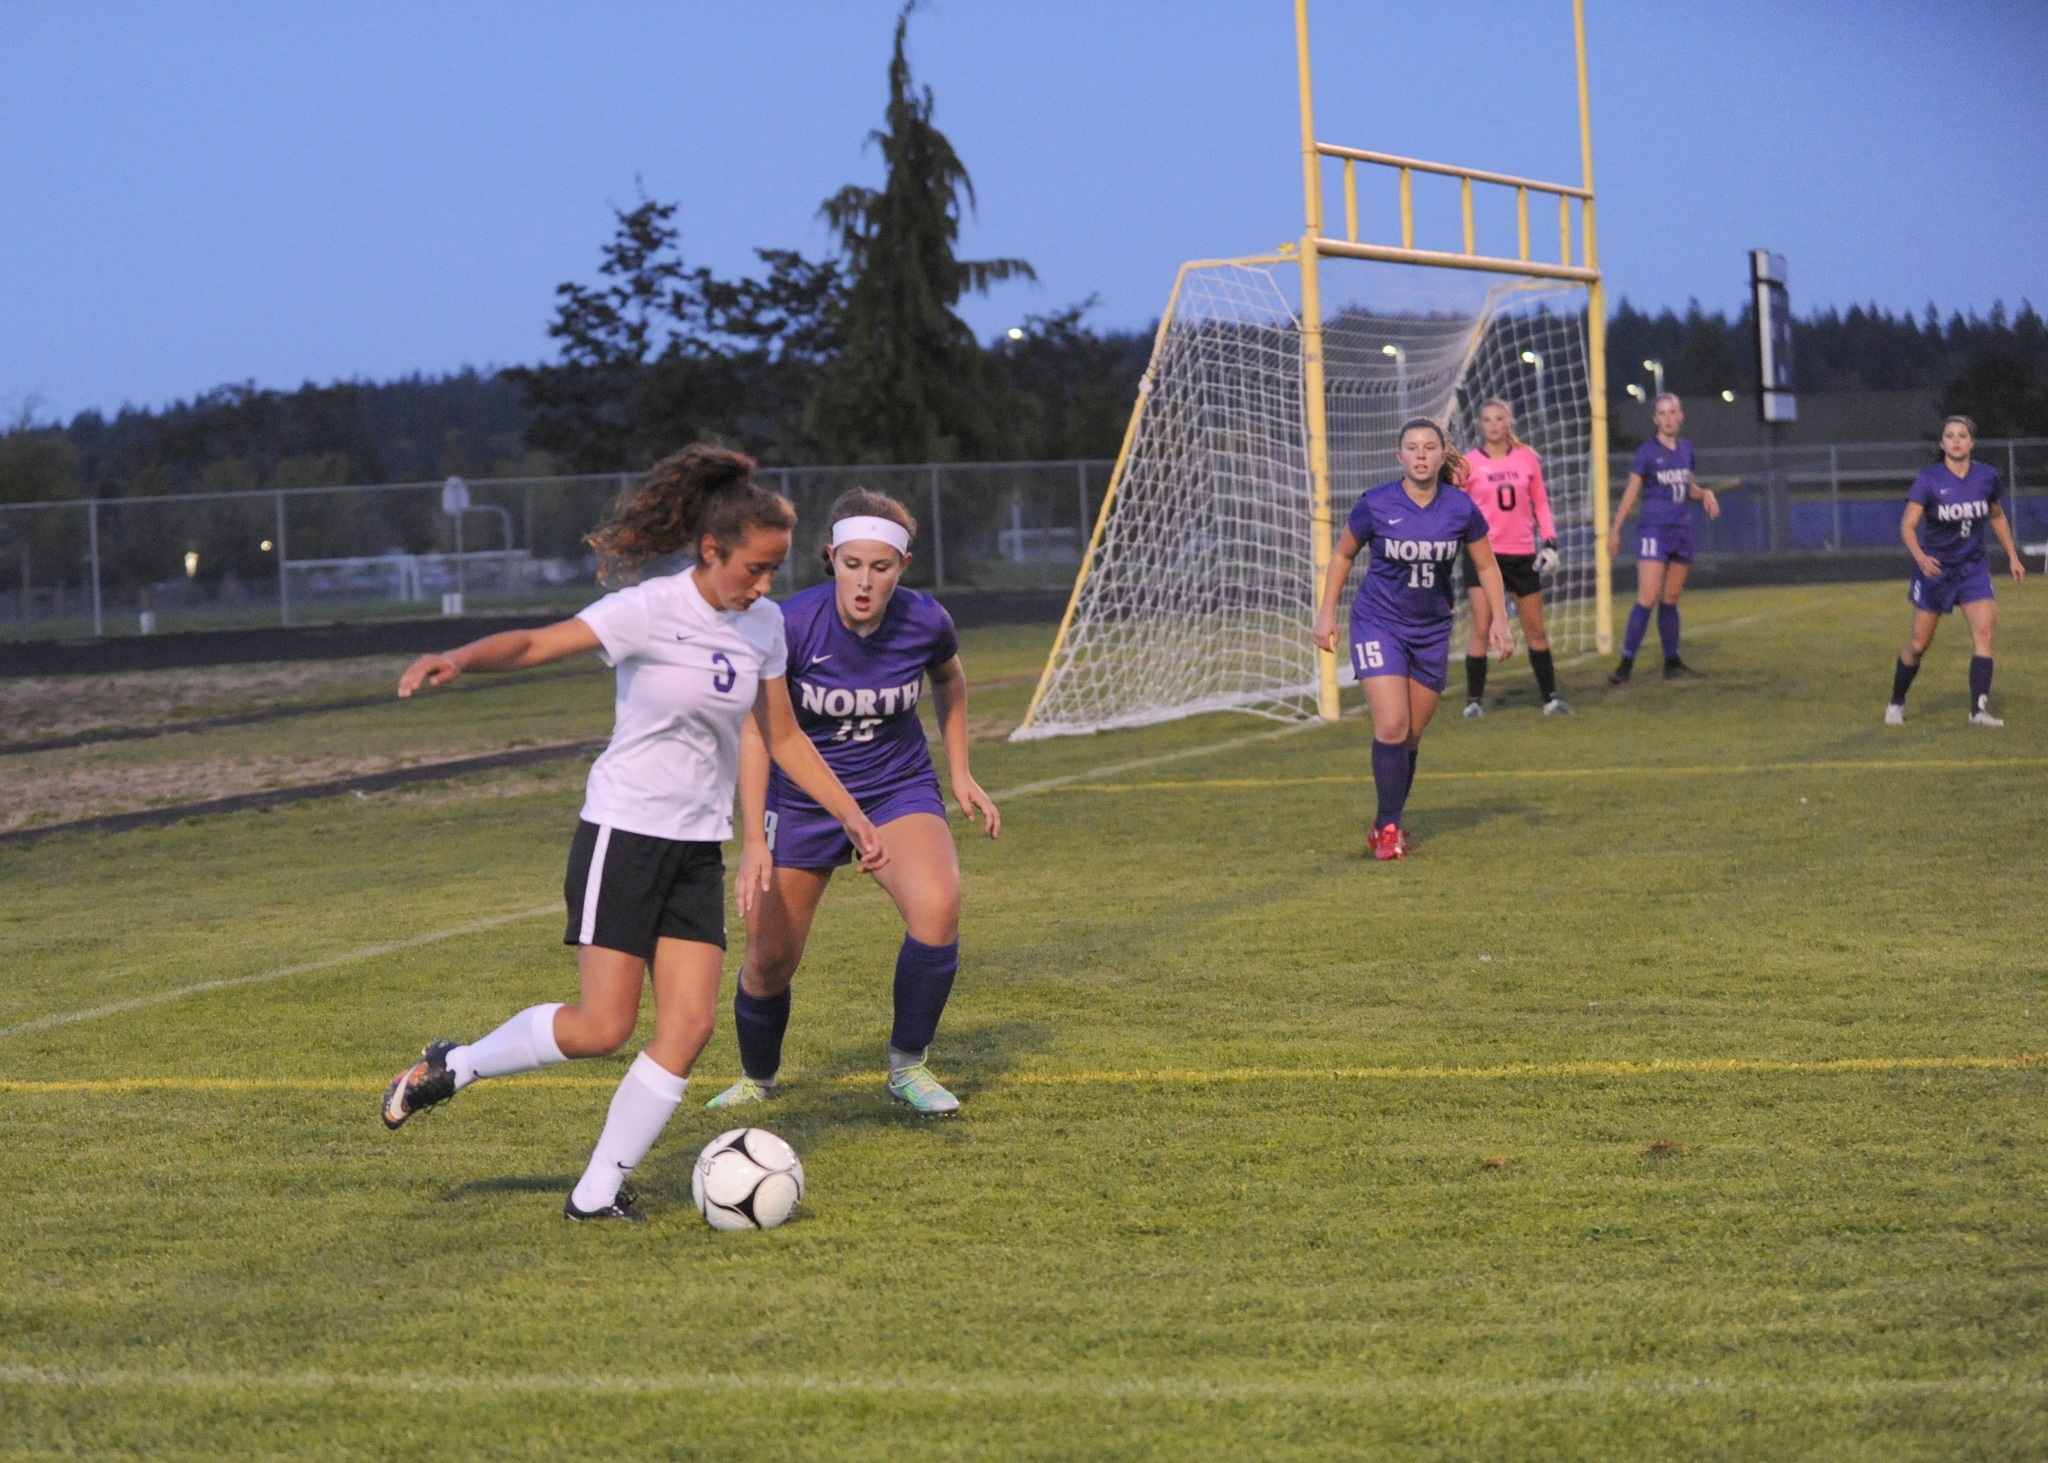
top-left (576, 573), bottom-right (787, 843)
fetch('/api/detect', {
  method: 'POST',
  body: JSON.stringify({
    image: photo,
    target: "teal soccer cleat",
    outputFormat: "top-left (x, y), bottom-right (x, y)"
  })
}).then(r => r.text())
top-left (887, 1062), bottom-right (961, 1116)
top-left (704, 1075), bottom-right (779, 1109)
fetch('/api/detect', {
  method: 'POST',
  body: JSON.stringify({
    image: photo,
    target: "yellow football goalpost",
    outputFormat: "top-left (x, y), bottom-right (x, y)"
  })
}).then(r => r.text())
top-left (1016, 1), bottom-right (1611, 740)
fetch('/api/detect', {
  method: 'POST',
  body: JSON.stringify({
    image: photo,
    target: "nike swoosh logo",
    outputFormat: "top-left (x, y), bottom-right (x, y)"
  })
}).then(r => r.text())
top-left (1384, 517), bottom-right (1403, 525)
top-left (809, 654), bottom-right (833, 665)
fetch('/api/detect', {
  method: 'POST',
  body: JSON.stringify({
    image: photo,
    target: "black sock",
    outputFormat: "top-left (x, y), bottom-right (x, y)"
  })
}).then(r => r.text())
top-left (732, 986), bottom-right (791, 1082)
top-left (1969, 655), bottom-right (1993, 712)
top-left (1529, 647), bottom-right (1556, 700)
top-left (1465, 654), bottom-right (1488, 703)
top-left (1405, 745), bottom-right (1419, 799)
top-left (1889, 657), bottom-right (1920, 707)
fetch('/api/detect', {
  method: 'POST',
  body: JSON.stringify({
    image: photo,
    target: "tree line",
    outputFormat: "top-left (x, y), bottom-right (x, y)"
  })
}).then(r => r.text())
top-left (4, 0), bottom-right (2045, 510)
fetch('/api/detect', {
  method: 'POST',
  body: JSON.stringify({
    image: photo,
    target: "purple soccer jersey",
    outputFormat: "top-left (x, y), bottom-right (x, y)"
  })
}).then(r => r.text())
top-left (1908, 461), bottom-right (2002, 571)
top-left (769, 583), bottom-right (958, 809)
top-left (1630, 438), bottom-right (1696, 529)
top-left (1347, 479), bottom-right (1491, 632)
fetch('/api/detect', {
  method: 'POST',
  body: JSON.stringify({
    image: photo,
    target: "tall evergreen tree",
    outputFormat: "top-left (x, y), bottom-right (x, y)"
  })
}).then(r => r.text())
top-left (806, 3), bottom-right (1033, 463)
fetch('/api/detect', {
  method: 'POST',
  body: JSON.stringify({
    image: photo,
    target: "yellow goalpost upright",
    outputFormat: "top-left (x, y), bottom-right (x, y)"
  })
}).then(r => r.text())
top-left (1015, 1), bottom-right (1611, 742)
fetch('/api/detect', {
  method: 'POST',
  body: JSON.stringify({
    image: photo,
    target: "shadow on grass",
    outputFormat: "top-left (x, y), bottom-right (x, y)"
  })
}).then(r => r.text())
top-left (443, 1173), bottom-right (576, 1200)
top-left (1407, 798), bottom-right (1538, 841)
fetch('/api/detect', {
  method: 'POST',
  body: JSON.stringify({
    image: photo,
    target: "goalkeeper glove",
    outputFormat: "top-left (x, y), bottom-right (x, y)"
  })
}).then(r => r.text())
top-left (1533, 540), bottom-right (1560, 574)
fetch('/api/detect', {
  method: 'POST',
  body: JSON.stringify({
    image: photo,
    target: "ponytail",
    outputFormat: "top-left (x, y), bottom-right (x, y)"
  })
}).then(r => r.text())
top-left (1397, 416), bottom-right (1465, 486)
top-left (585, 445), bottom-right (796, 582)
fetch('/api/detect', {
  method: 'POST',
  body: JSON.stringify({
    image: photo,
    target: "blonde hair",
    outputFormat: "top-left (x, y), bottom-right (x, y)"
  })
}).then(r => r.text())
top-left (1477, 397), bottom-right (1524, 451)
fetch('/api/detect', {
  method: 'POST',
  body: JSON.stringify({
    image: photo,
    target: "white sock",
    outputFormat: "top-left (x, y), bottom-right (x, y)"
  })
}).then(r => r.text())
top-left (888, 1045), bottom-right (926, 1073)
top-left (569, 1053), bottom-right (686, 1212)
top-left (448, 1003), bottom-right (566, 1091)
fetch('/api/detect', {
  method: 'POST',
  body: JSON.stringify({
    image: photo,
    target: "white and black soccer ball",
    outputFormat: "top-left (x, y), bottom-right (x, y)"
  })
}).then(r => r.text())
top-left (691, 1127), bottom-right (805, 1231)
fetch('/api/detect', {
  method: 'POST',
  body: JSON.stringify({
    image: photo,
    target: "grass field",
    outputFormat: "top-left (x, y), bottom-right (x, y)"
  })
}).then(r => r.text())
top-left (2, 581), bottom-right (2045, 1460)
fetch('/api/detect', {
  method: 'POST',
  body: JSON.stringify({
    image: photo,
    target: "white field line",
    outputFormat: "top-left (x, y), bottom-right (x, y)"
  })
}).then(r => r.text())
top-left (991, 720), bottom-right (1326, 799)
top-left (0, 905), bottom-right (558, 1042)
top-left (3, 723), bottom-right (1331, 1041)
top-left (0, 1362), bottom-right (2038, 1405)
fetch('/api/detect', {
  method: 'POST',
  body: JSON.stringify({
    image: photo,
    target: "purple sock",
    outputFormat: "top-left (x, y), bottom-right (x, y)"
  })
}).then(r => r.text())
top-left (1622, 604), bottom-right (1652, 658)
top-left (890, 936), bottom-right (959, 1054)
top-left (1657, 603), bottom-right (1681, 662)
top-left (1970, 655), bottom-right (1993, 712)
top-left (1404, 745), bottom-right (1419, 799)
top-left (733, 986), bottom-right (791, 1081)
top-left (1371, 739), bottom-right (1409, 828)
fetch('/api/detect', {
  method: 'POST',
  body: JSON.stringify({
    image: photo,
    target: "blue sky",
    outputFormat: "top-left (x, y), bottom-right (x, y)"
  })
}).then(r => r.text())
top-left (4, 1), bottom-right (2043, 421)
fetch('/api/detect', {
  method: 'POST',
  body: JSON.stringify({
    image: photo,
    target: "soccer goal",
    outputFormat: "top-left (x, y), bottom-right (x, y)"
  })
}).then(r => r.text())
top-left (1013, 0), bottom-right (1612, 741)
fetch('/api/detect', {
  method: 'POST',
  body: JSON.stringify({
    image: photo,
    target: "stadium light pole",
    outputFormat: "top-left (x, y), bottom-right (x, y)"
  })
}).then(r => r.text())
top-left (1573, 0), bottom-right (1613, 654)
top-left (1295, 0), bottom-right (1340, 722)
top-left (1520, 348), bottom-right (1546, 418)
top-left (1644, 358), bottom-right (1665, 396)
top-left (1381, 342), bottom-right (1410, 419)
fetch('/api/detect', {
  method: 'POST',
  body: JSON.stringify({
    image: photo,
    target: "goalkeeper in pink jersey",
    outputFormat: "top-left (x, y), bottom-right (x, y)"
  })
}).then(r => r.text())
top-left (1457, 399), bottom-right (1569, 717)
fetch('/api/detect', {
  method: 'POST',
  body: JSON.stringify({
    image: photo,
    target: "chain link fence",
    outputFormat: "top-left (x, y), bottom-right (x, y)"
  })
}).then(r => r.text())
top-left (1, 442), bottom-right (2041, 641)
top-left (0, 462), bottom-right (1112, 640)
top-left (1621, 438), bottom-right (2048, 559)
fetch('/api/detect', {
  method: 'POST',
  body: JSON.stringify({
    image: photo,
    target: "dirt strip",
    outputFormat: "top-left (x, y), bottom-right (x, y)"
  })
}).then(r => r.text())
top-left (0, 740), bottom-right (605, 849)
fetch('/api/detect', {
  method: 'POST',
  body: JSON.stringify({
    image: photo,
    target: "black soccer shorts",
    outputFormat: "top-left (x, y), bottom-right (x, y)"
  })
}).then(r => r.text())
top-left (562, 820), bottom-right (726, 957)
top-left (1459, 549), bottom-right (1545, 600)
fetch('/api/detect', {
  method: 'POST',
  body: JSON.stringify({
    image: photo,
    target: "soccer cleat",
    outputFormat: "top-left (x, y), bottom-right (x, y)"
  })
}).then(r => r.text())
top-left (1606, 657), bottom-right (1634, 686)
top-left (564, 1185), bottom-right (645, 1223)
top-left (1663, 659), bottom-right (1703, 680)
top-left (705, 1074), bottom-right (779, 1109)
top-left (381, 1040), bottom-right (458, 1129)
top-left (1395, 826), bottom-right (1413, 857)
top-left (1542, 697), bottom-right (1573, 716)
top-left (887, 1063), bottom-right (962, 1116)
top-left (1968, 709), bottom-right (2005, 727)
top-left (1370, 822), bottom-right (1405, 861)
top-left (1883, 703), bottom-right (1906, 725)
top-left (1462, 700), bottom-right (1484, 719)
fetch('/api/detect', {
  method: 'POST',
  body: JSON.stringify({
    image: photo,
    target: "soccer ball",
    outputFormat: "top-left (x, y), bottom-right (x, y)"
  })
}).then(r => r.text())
top-left (691, 1127), bottom-right (805, 1231)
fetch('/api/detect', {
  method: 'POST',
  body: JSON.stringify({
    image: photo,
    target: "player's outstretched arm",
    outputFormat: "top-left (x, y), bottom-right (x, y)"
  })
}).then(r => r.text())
top-left (752, 676), bottom-right (888, 872)
top-left (733, 718), bottom-right (774, 916)
top-left (396, 617), bottom-right (602, 697)
top-left (929, 655), bottom-right (1000, 838)
top-left (1465, 541), bottom-right (1517, 661)
top-left (1310, 529), bottom-right (1363, 653)
top-left (1688, 477), bottom-right (1722, 519)
top-left (1606, 474), bottom-right (1643, 556)
top-left (1989, 503), bottom-right (2028, 582)
top-left (1900, 501), bottom-right (1942, 580)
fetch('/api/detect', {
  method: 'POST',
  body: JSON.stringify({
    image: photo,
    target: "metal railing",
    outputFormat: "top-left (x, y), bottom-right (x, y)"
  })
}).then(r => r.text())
top-left (1614, 438), bottom-right (2048, 558)
top-left (0, 461), bottom-right (1112, 641)
top-left (1, 440), bottom-right (2040, 642)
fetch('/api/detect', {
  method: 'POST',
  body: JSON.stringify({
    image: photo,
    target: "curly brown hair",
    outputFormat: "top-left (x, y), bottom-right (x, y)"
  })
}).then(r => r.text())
top-left (818, 487), bottom-right (919, 567)
top-left (585, 445), bottom-right (796, 582)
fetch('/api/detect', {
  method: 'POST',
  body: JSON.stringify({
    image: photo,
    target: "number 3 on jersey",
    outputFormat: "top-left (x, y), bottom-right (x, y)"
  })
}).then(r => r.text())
top-left (1352, 640), bottom-right (1384, 675)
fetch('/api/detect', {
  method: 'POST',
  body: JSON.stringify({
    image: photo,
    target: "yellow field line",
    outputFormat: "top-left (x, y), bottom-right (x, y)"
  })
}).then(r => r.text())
top-left (2, 1052), bottom-right (2039, 1097)
top-left (0, 1361), bottom-right (2039, 1403)
top-left (1044, 756), bottom-right (2048, 795)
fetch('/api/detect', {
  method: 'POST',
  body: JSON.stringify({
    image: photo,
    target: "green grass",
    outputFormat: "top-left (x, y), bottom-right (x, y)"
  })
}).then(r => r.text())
top-left (3, 581), bottom-right (2046, 1459)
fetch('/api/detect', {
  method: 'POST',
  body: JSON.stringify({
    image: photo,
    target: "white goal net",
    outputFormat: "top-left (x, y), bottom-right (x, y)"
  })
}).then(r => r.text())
top-left (1014, 257), bottom-right (1593, 741)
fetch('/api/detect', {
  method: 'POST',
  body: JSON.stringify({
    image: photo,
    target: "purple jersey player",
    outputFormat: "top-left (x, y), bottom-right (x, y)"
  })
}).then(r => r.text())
top-left (713, 489), bottom-right (1002, 1116)
top-left (1314, 418), bottom-right (1514, 861)
top-left (1606, 393), bottom-right (1722, 684)
top-left (1885, 415), bottom-right (2026, 726)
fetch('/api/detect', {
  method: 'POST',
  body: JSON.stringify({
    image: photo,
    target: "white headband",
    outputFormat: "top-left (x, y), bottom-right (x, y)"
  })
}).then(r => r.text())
top-left (830, 515), bottom-right (911, 554)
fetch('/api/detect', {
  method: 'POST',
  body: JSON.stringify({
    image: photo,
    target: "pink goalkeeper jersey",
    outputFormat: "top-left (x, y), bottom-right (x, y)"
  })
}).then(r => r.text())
top-left (1459, 444), bottom-right (1555, 555)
